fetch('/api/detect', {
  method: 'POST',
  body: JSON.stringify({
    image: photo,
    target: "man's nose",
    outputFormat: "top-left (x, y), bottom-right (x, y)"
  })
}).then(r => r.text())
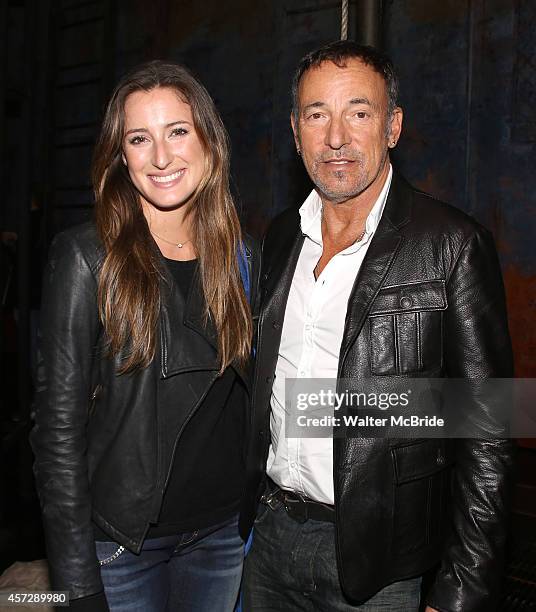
top-left (325, 116), bottom-right (351, 149)
top-left (151, 139), bottom-right (172, 169)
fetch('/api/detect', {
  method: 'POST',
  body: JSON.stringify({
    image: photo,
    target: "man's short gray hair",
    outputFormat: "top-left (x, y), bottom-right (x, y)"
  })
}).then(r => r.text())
top-left (291, 40), bottom-right (400, 124)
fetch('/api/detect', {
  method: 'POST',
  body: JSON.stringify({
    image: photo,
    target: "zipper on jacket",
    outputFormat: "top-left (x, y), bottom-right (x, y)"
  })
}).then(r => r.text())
top-left (88, 384), bottom-right (102, 417)
top-left (150, 371), bottom-right (219, 521)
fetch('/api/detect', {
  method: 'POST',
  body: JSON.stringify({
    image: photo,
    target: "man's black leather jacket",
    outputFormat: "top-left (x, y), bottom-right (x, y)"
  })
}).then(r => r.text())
top-left (31, 222), bottom-right (259, 600)
top-left (243, 173), bottom-right (514, 612)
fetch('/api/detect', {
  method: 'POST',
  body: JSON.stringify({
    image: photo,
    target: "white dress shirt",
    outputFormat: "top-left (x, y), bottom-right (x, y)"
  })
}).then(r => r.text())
top-left (267, 166), bottom-right (393, 504)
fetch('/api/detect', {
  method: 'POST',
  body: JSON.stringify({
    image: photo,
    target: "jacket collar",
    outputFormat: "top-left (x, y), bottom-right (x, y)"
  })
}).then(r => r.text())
top-left (379, 170), bottom-right (413, 232)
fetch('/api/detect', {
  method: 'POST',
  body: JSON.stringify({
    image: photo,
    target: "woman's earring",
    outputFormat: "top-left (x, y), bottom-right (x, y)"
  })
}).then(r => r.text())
top-left (121, 154), bottom-right (127, 165)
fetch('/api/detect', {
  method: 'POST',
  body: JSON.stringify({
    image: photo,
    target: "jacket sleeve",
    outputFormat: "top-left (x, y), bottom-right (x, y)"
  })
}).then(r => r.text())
top-left (30, 231), bottom-right (105, 600)
top-left (425, 227), bottom-right (514, 612)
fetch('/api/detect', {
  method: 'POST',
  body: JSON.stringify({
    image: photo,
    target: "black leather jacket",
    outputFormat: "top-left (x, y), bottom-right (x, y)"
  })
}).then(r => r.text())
top-left (31, 222), bottom-right (260, 600)
top-left (243, 173), bottom-right (514, 612)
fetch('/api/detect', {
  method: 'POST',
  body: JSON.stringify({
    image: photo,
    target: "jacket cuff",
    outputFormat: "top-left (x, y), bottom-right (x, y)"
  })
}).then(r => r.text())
top-left (64, 590), bottom-right (109, 612)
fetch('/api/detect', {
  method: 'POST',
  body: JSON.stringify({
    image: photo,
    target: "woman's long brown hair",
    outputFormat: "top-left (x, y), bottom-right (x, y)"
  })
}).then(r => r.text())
top-left (92, 61), bottom-right (252, 374)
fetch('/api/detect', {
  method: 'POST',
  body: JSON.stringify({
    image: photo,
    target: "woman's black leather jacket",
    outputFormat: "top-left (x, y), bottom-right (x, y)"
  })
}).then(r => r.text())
top-left (30, 222), bottom-right (259, 600)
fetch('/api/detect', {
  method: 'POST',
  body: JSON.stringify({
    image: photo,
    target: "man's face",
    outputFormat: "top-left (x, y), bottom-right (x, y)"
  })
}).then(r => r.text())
top-left (292, 58), bottom-right (402, 204)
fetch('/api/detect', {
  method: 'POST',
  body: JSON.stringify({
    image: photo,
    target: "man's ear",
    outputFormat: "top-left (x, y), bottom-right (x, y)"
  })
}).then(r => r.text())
top-left (388, 107), bottom-right (403, 147)
top-left (290, 112), bottom-right (301, 154)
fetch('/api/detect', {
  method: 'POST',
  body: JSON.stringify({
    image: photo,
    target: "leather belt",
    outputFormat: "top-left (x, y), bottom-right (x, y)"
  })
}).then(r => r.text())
top-left (260, 478), bottom-right (335, 523)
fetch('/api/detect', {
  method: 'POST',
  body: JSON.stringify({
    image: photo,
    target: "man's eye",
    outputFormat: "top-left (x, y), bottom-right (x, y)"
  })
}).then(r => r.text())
top-left (355, 111), bottom-right (368, 119)
top-left (308, 112), bottom-right (324, 120)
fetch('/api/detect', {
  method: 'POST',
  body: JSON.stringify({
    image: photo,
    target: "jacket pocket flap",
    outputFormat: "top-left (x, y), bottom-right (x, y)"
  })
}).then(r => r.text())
top-left (392, 441), bottom-right (450, 484)
top-left (369, 280), bottom-right (446, 316)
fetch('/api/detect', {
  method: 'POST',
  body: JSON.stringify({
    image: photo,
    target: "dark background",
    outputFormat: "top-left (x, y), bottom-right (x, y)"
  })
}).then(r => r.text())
top-left (0, 0), bottom-right (535, 606)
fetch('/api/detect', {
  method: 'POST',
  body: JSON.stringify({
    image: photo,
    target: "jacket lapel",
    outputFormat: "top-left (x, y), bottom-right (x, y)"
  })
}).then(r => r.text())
top-left (159, 268), bottom-right (220, 379)
top-left (338, 173), bottom-right (412, 369)
top-left (260, 203), bottom-right (307, 339)
top-left (183, 272), bottom-right (218, 350)
top-left (160, 260), bottom-right (254, 389)
top-left (262, 232), bottom-right (305, 324)
top-left (253, 209), bottom-right (304, 421)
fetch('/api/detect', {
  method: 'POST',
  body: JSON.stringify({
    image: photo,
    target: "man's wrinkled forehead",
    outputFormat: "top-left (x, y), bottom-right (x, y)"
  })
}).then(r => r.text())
top-left (296, 58), bottom-right (388, 111)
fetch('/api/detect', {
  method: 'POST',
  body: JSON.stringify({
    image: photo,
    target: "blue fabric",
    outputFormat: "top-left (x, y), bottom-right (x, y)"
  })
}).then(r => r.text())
top-left (97, 514), bottom-right (243, 611)
top-left (237, 242), bottom-right (251, 304)
top-left (235, 529), bottom-right (254, 612)
top-left (244, 528), bottom-right (254, 555)
top-left (235, 243), bottom-right (253, 612)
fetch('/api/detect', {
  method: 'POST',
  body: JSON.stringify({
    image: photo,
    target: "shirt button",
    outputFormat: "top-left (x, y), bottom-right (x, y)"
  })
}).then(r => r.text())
top-left (299, 370), bottom-right (306, 377)
top-left (400, 296), bottom-right (413, 309)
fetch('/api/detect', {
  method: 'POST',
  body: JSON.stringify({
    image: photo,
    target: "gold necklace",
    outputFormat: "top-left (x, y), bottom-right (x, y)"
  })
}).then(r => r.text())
top-left (150, 229), bottom-right (191, 249)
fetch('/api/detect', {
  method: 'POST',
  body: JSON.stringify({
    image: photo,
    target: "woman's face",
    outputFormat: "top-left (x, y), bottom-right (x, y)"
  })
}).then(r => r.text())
top-left (122, 87), bottom-right (206, 211)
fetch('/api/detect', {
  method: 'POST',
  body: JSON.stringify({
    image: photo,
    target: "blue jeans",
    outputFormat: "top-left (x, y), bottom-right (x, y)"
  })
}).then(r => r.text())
top-left (96, 514), bottom-right (244, 611)
top-left (243, 503), bottom-right (422, 611)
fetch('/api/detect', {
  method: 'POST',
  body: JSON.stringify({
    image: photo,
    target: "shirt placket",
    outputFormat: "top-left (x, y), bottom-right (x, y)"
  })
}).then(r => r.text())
top-left (291, 249), bottom-right (330, 493)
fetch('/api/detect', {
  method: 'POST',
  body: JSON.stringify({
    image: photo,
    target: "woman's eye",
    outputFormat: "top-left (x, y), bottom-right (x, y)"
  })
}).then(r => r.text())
top-left (129, 135), bottom-right (147, 145)
top-left (171, 127), bottom-right (188, 136)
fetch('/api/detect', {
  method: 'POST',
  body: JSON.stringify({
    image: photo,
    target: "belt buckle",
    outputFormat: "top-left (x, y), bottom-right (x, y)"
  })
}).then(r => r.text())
top-left (260, 490), bottom-right (281, 511)
top-left (283, 491), bottom-right (308, 523)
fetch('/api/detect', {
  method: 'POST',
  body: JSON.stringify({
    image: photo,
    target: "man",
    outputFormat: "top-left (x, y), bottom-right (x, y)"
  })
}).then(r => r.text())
top-left (241, 41), bottom-right (513, 611)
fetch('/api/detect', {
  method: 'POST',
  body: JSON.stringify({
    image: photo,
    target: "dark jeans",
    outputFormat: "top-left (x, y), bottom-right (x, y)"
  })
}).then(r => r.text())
top-left (243, 503), bottom-right (421, 611)
top-left (96, 514), bottom-right (243, 611)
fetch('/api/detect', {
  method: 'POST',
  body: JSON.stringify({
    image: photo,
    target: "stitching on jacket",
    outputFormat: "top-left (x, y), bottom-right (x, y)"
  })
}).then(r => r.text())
top-left (379, 278), bottom-right (445, 291)
top-left (416, 312), bottom-right (422, 371)
top-left (393, 315), bottom-right (399, 375)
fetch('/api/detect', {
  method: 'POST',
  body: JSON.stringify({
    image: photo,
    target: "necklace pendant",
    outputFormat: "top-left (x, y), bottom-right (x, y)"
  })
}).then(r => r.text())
top-left (177, 243), bottom-right (183, 248)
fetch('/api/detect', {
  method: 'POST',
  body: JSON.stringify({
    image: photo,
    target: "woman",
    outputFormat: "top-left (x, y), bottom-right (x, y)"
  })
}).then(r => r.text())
top-left (31, 61), bottom-right (258, 612)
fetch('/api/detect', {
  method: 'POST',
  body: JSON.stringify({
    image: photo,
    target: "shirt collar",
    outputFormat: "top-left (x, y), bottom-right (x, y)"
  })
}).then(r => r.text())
top-left (299, 164), bottom-right (393, 253)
